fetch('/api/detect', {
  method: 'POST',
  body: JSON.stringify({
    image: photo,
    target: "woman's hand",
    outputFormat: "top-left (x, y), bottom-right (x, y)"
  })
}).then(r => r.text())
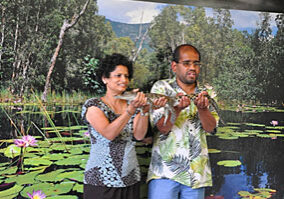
top-left (127, 91), bottom-right (148, 114)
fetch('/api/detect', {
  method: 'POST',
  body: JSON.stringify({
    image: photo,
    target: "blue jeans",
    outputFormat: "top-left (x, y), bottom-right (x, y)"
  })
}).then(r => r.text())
top-left (148, 179), bottom-right (205, 199)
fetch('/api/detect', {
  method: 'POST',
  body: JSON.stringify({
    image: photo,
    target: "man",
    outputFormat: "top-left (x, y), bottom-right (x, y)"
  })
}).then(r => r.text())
top-left (147, 44), bottom-right (219, 199)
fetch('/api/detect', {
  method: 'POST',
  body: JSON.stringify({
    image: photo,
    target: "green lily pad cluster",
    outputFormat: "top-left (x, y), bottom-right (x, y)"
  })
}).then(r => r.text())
top-left (215, 122), bottom-right (284, 140)
top-left (225, 104), bottom-right (284, 113)
top-left (0, 125), bottom-right (89, 199)
top-left (238, 188), bottom-right (276, 198)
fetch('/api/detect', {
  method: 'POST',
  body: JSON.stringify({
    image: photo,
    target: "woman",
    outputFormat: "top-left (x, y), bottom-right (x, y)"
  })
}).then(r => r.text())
top-left (82, 53), bottom-right (154, 199)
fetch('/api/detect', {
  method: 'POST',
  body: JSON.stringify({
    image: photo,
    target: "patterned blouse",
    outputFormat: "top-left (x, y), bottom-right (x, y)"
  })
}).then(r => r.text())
top-left (81, 98), bottom-right (140, 187)
top-left (147, 78), bottom-right (219, 189)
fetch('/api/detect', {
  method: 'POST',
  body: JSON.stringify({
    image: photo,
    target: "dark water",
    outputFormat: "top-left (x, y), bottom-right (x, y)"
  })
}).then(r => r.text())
top-left (205, 111), bottom-right (284, 199)
top-left (0, 106), bottom-right (283, 198)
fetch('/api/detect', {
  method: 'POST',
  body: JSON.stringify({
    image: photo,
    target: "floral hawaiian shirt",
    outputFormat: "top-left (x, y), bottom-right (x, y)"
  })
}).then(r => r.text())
top-left (147, 77), bottom-right (219, 189)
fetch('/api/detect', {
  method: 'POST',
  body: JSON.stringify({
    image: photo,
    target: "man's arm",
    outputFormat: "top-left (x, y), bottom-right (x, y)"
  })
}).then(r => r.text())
top-left (195, 91), bottom-right (217, 133)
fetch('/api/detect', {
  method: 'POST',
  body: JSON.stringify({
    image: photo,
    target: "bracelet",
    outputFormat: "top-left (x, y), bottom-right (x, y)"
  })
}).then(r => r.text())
top-left (140, 110), bottom-right (149, 117)
top-left (126, 109), bottom-right (134, 116)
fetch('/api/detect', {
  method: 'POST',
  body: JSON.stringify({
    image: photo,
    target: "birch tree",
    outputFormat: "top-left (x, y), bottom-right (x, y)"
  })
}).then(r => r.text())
top-left (42, 0), bottom-right (90, 102)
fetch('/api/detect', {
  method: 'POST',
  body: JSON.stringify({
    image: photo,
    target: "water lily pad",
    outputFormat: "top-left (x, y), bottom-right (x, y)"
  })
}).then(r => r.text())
top-left (217, 127), bottom-right (235, 133)
top-left (245, 123), bottom-right (265, 127)
top-left (55, 170), bottom-right (83, 182)
top-left (265, 130), bottom-right (281, 133)
top-left (217, 160), bottom-right (241, 167)
top-left (65, 125), bottom-right (87, 130)
top-left (54, 155), bottom-right (88, 166)
top-left (0, 166), bottom-right (17, 175)
top-left (238, 191), bottom-right (253, 197)
top-left (136, 147), bottom-right (149, 154)
top-left (208, 149), bottom-right (221, 153)
top-left (254, 188), bottom-right (276, 193)
top-left (138, 157), bottom-right (150, 166)
top-left (24, 157), bottom-right (53, 166)
top-left (69, 147), bottom-right (84, 155)
top-left (257, 134), bottom-right (272, 138)
top-left (0, 139), bottom-right (14, 143)
top-left (217, 135), bottom-right (239, 140)
top-left (5, 168), bottom-right (45, 185)
top-left (244, 129), bottom-right (263, 134)
top-left (226, 122), bottom-right (241, 126)
top-left (20, 181), bottom-right (75, 197)
top-left (45, 153), bottom-right (68, 161)
top-left (36, 169), bottom-right (66, 182)
top-left (73, 183), bottom-right (83, 193)
top-left (48, 137), bottom-right (84, 142)
top-left (0, 184), bottom-right (23, 199)
top-left (4, 144), bottom-right (21, 158)
top-left (41, 126), bottom-right (66, 131)
top-left (47, 195), bottom-right (78, 199)
top-left (266, 126), bottom-right (284, 130)
top-left (50, 143), bottom-right (69, 151)
top-left (0, 162), bottom-right (10, 167)
top-left (36, 141), bottom-right (52, 148)
top-left (49, 181), bottom-right (75, 195)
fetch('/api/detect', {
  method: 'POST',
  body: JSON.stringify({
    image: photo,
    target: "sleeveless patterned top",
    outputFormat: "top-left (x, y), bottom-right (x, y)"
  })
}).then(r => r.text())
top-left (81, 98), bottom-right (140, 187)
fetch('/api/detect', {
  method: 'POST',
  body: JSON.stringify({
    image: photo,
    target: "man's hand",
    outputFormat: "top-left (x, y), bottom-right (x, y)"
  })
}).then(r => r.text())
top-left (175, 93), bottom-right (191, 111)
top-left (194, 91), bottom-right (209, 110)
top-left (152, 96), bottom-right (168, 109)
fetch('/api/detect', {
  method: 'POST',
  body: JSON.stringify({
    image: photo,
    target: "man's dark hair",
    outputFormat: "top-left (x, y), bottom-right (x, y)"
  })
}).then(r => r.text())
top-left (172, 44), bottom-right (201, 62)
top-left (97, 53), bottom-right (133, 81)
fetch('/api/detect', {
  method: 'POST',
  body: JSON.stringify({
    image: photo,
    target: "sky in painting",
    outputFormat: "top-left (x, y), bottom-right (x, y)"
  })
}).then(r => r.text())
top-left (97, 0), bottom-right (280, 33)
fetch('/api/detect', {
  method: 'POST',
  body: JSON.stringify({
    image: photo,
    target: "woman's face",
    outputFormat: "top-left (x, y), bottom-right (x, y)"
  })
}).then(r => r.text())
top-left (103, 65), bottom-right (129, 94)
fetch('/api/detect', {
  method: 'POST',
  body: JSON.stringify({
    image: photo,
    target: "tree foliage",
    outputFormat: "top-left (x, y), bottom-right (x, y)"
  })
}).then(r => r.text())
top-left (0, 0), bottom-right (114, 96)
top-left (0, 2), bottom-right (283, 105)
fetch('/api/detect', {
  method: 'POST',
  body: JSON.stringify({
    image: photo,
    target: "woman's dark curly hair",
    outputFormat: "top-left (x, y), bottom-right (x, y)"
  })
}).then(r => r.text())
top-left (97, 53), bottom-right (133, 80)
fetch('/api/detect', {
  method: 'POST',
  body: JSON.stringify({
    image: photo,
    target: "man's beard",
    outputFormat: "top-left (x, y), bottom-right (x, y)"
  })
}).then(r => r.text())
top-left (179, 74), bottom-right (198, 85)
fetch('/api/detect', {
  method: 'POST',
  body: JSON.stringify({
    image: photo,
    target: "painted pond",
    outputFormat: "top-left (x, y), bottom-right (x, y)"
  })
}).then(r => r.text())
top-left (0, 104), bottom-right (283, 199)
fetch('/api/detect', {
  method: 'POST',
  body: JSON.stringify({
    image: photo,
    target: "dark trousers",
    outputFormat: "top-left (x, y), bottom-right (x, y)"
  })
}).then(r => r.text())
top-left (84, 182), bottom-right (140, 199)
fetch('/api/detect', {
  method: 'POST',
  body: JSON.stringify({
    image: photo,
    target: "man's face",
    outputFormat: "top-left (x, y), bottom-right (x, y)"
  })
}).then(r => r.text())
top-left (171, 47), bottom-right (201, 85)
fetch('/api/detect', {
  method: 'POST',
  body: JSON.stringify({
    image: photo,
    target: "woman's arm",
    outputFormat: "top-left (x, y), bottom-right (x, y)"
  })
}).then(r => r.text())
top-left (133, 108), bottom-right (149, 140)
top-left (86, 92), bottom-right (148, 141)
top-left (86, 106), bottom-right (134, 141)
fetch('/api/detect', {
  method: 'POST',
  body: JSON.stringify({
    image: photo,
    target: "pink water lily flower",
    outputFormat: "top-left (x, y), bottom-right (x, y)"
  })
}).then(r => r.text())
top-left (27, 190), bottom-right (46, 199)
top-left (14, 139), bottom-right (27, 147)
top-left (270, 120), bottom-right (278, 126)
top-left (83, 131), bottom-right (90, 137)
top-left (14, 135), bottom-right (38, 147)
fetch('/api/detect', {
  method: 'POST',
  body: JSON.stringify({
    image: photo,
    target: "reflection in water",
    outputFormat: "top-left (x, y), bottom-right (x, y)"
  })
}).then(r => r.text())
top-left (206, 110), bottom-right (284, 199)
